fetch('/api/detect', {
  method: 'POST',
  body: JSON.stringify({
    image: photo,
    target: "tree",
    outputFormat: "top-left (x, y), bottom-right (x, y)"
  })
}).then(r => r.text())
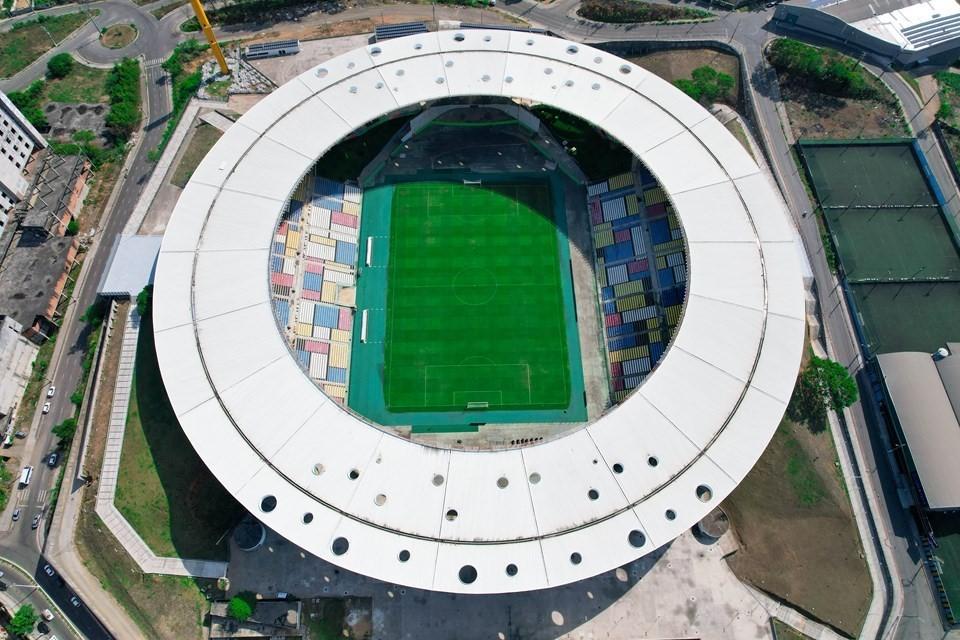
top-left (66, 219), bottom-right (80, 235)
top-left (228, 593), bottom-right (256, 621)
top-left (788, 354), bottom-right (859, 431)
top-left (8, 604), bottom-right (38, 636)
top-left (47, 52), bottom-right (74, 79)
top-left (52, 417), bottom-right (77, 443)
top-left (136, 285), bottom-right (153, 316)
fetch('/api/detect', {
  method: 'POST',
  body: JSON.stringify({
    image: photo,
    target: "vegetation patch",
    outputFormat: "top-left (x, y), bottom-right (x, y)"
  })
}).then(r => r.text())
top-left (105, 57), bottom-right (142, 143)
top-left (0, 12), bottom-right (91, 78)
top-left (770, 39), bottom-right (907, 139)
top-left (115, 308), bottom-right (244, 560)
top-left (99, 23), bottom-right (138, 49)
top-left (171, 123), bottom-right (223, 188)
top-left (44, 59), bottom-right (110, 104)
top-left (531, 106), bottom-right (633, 180)
top-left (675, 65), bottom-right (735, 104)
top-left (578, 0), bottom-right (711, 24)
top-left (934, 71), bottom-right (960, 176)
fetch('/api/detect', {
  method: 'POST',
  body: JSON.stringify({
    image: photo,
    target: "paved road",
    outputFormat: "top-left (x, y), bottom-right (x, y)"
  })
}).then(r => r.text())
top-left (34, 556), bottom-right (111, 639)
top-left (0, 558), bottom-right (76, 639)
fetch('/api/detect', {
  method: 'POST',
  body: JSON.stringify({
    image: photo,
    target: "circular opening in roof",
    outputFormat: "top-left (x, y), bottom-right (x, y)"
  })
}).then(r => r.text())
top-left (504, 76), bottom-right (514, 84)
top-left (564, 80), bottom-right (574, 87)
top-left (587, 489), bottom-right (599, 501)
top-left (612, 463), bottom-right (624, 474)
top-left (436, 77), bottom-right (445, 84)
top-left (506, 563), bottom-right (518, 576)
top-left (433, 474), bottom-right (445, 486)
top-left (347, 61), bottom-right (356, 69)
top-left (303, 512), bottom-right (314, 524)
top-left (665, 509), bottom-right (677, 521)
top-left (648, 456), bottom-right (659, 467)
top-left (696, 485), bottom-right (713, 502)
top-left (445, 60), bottom-right (454, 68)
top-left (482, 74), bottom-right (491, 83)
top-left (497, 477), bottom-right (509, 489)
top-left (459, 565), bottom-right (478, 584)
top-left (370, 46), bottom-right (381, 56)
top-left (446, 509), bottom-right (458, 521)
top-left (348, 469), bottom-right (360, 480)
top-left (529, 472), bottom-right (541, 484)
top-left (593, 56), bottom-right (602, 63)
top-left (566, 45), bottom-right (579, 54)
top-left (570, 552), bottom-right (582, 565)
top-left (483, 35), bottom-right (492, 42)
top-left (332, 537), bottom-right (349, 555)
top-left (375, 494), bottom-right (387, 506)
top-left (591, 83), bottom-right (601, 90)
top-left (628, 530), bottom-right (646, 548)
top-left (619, 64), bottom-right (631, 74)
top-left (316, 68), bottom-right (328, 78)
top-left (396, 69), bottom-right (405, 77)
top-left (414, 42), bottom-right (423, 50)
top-left (544, 67), bottom-right (553, 75)
top-left (398, 549), bottom-right (411, 562)
top-left (454, 33), bottom-right (465, 42)
top-left (312, 463), bottom-right (324, 476)
top-left (260, 496), bottom-right (277, 512)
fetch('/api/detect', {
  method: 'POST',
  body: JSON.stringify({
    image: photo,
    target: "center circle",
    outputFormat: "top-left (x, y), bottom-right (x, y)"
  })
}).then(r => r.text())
top-left (452, 267), bottom-right (498, 306)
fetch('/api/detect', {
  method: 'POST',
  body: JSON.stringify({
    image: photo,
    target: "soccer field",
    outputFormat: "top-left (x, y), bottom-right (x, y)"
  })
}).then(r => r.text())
top-left (384, 182), bottom-right (571, 413)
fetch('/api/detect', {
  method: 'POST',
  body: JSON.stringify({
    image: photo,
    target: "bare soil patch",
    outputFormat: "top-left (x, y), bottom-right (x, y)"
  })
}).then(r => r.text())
top-left (723, 416), bottom-right (872, 637)
top-left (780, 72), bottom-right (907, 139)
top-left (629, 48), bottom-right (740, 106)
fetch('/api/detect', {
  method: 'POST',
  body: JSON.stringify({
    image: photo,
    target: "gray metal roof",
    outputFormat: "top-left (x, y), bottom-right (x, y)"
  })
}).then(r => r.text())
top-left (98, 234), bottom-right (162, 297)
top-left (878, 349), bottom-right (960, 510)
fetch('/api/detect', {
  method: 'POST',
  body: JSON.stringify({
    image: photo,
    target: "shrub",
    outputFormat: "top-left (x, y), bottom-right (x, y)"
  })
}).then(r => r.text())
top-left (8, 604), bottom-right (37, 636)
top-left (66, 218), bottom-right (80, 235)
top-left (675, 66), bottom-right (735, 103)
top-left (47, 52), bottom-right (74, 79)
top-left (7, 80), bottom-right (47, 130)
top-left (52, 417), bottom-right (77, 443)
top-left (136, 284), bottom-right (152, 316)
top-left (768, 38), bottom-right (876, 99)
top-left (578, 0), bottom-right (711, 23)
top-left (228, 593), bottom-right (256, 621)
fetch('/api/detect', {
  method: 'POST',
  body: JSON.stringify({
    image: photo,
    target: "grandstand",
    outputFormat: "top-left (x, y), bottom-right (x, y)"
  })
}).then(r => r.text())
top-left (270, 172), bottom-right (363, 403)
top-left (587, 169), bottom-right (687, 402)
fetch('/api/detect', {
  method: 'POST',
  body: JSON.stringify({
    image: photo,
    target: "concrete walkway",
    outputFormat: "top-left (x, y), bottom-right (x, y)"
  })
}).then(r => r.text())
top-left (93, 306), bottom-right (227, 579)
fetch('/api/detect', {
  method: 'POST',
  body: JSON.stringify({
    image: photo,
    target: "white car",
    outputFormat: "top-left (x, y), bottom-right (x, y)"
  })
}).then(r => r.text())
top-left (46, 386), bottom-right (55, 398)
top-left (41, 608), bottom-right (54, 621)
top-left (42, 402), bottom-right (51, 414)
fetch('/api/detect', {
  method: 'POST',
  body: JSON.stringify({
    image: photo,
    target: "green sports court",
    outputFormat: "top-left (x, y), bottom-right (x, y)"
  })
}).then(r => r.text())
top-left (348, 178), bottom-right (587, 429)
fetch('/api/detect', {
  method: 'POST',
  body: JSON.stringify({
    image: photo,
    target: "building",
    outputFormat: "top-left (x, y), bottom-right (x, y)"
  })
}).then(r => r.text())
top-left (154, 31), bottom-right (805, 594)
top-left (0, 315), bottom-right (38, 419)
top-left (775, 0), bottom-right (960, 67)
top-left (0, 92), bottom-right (46, 226)
top-left (878, 345), bottom-right (960, 511)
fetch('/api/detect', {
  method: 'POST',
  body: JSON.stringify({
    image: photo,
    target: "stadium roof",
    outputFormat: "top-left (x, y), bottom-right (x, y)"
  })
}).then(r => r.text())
top-left (154, 31), bottom-right (805, 594)
top-left (878, 346), bottom-right (960, 510)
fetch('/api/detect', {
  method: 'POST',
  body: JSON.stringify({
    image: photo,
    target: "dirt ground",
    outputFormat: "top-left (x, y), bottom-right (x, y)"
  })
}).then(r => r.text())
top-left (780, 73), bottom-right (907, 140)
top-left (722, 416), bottom-right (872, 637)
top-left (629, 48), bottom-right (740, 106)
top-left (75, 303), bottom-right (219, 640)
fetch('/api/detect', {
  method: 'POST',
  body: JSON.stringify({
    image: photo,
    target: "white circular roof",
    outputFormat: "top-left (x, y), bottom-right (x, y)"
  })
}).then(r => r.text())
top-left (154, 30), bottom-right (805, 594)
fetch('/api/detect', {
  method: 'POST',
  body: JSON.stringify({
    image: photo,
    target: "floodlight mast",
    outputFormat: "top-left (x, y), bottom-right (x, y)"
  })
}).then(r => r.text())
top-left (189, 0), bottom-right (229, 75)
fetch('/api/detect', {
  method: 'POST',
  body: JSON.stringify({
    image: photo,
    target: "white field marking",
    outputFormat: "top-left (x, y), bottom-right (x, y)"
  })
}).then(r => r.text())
top-left (424, 363), bottom-right (531, 407)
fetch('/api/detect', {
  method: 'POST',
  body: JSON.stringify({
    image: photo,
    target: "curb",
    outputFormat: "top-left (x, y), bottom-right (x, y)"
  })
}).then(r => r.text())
top-left (0, 555), bottom-right (85, 640)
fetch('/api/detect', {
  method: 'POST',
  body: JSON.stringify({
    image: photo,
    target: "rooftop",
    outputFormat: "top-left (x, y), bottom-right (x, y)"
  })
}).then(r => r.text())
top-left (0, 229), bottom-right (75, 329)
top-left (19, 154), bottom-right (85, 232)
top-left (97, 235), bottom-right (162, 297)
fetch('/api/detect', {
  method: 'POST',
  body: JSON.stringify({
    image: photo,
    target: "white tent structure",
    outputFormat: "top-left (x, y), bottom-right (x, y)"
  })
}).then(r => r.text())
top-left (154, 31), bottom-right (805, 594)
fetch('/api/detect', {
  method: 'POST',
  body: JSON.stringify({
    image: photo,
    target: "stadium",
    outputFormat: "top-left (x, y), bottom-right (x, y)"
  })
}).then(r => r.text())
top-left (153, 30), bottom-right (805, 594)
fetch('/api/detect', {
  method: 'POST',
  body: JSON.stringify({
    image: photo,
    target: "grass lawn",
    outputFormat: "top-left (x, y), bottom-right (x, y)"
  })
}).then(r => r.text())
top-left (99, 23), bottom-right (137, 49)
top-left (723, 417), bottom-right (872, 637)
top-left (151, 0), bottom-right (188, 19)
top-left (115, 310), bottom-right (244, 560)
top-left (385, 182), bottom-right (570, 412)
top-left (171, 123), bottom-right (223, 188)
top-left (43, 62), bottom-right (109, 103)
top-left (772, 620), bottom-right (814, 640)
top-left (0, 13), bottom-right (91, 78)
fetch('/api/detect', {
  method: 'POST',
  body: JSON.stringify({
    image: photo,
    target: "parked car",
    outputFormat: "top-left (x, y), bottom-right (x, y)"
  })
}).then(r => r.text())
top-left (46, 386), bottom-right (55, 398)
top-left (70, 596), bottom-right (81, 607)
top-left (47, 452), bottom-right (58, 468)
top-left (31, 514), bottom-right (41, 529)
top-left (43, 564), bottom-right (55, 577)
top-left (14, 431), bottom-right (25, 439)
top-left (37, 621), bottom-right (50, 634)
top-left (11, 508), bottom-right (20, 522)
top-left (42, 402), bottom-right (51, 414)
top-left (41, 608), bottom-right (54, 621)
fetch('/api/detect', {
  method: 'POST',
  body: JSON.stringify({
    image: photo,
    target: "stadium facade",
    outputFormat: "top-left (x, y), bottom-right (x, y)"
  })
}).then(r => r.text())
top-left (154, 31), bottom-right (805, 594)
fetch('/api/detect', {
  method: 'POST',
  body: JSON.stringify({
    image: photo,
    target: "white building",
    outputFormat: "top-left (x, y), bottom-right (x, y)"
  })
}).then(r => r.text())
top-left (0, 91), bottom-right (47, 226)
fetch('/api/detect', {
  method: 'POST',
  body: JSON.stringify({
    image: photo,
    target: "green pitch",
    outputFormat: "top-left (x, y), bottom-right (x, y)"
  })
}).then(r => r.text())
top-left (384, 182), bottom-right (570, 412)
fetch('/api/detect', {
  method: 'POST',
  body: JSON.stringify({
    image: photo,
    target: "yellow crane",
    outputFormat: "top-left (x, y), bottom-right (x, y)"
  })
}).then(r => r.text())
top-left (188, 0), bottom-right (229, 75)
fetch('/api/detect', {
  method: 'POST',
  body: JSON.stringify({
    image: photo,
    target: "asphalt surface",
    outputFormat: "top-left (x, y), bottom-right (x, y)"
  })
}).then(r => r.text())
top-left (33, 556), bottom-right (111, 640)
top-left (0, 0), bottom-right (955, 638)
top-left (0, 558), bottom-right (76, 639)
